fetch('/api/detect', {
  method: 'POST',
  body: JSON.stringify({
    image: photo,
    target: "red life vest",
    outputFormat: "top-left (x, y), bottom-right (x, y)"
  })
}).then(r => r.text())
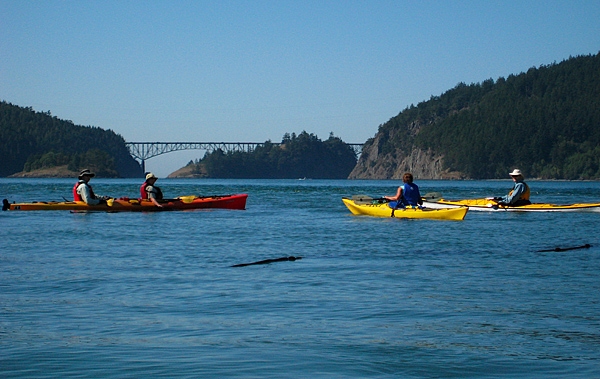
top-left (140, 182), bottom-right (149, 199)
top-left (140, 182), bottom-right (163, 200)
top-left (73, 181), bottom-right (95, 201)
top-left (73, 182), bottom-right (82, 201)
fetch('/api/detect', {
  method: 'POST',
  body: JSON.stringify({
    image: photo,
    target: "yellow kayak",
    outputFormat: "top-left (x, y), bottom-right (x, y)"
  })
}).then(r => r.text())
top-left (436, 198), bottom-right (600, 212)
top-left (342, 198), bottom-right (468, 220)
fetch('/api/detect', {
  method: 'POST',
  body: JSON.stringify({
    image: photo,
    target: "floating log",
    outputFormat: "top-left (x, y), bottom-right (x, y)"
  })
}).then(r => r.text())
top-left (232, 256), bottom-right (302, 267)
top-left (537, 244), bottom-right (591, 252)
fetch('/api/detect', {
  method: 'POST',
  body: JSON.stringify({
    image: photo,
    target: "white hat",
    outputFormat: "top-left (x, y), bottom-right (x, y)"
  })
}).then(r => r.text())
top-left (509, 169), bottom-right (523, 176)
top-left (145, 172), bottom-right (157, 180)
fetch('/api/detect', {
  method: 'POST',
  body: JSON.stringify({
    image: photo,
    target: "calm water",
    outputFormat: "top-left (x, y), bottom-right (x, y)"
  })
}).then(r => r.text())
top-left (1, 178), bottom-right (599, 378)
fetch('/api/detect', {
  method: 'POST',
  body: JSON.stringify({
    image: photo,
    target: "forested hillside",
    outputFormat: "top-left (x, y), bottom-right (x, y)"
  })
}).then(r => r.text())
top-left (351, 53), bottom-right (600, 180)
top-left (184, 132), bottom-right (357, 179)
top-left (0, 102), bottom-right (142, 177)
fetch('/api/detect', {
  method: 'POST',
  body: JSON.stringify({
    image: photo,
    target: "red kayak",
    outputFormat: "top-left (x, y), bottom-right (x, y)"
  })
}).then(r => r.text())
top-left (3, 194), bottom-right (248, 212)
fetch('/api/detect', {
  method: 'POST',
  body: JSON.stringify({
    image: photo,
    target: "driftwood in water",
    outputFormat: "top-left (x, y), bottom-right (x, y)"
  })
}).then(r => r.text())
top-left (537, 244), bottom-right (591, 252)
top-left (232, 256), bottom-right (302, 267)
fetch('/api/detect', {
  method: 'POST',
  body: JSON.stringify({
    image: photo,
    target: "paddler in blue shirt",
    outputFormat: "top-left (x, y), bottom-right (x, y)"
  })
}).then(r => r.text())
top-left (497, 169), bottom-right (531, 206)
top-left (384, 172), bottom-right (423, 208)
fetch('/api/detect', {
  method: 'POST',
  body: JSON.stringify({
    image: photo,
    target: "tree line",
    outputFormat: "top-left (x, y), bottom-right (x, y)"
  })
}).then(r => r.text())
top-left (5, 52), bottom-right (598, 180)
top-left (186, 131), bottom-right (357, 179)
top-left (0, 102), bottom-right (142, 177)
top-left (372, 52), bottom-right (600, 179)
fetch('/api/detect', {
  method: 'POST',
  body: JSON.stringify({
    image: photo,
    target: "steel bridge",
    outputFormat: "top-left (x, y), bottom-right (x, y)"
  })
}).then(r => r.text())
top-left (125, 142), bottom-right (363, 172)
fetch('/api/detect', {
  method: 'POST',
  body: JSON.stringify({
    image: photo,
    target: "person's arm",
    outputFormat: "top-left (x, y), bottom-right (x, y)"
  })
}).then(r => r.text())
top-left (149, 196), bottom-right (162, 207)
top-left (384, 187), bottom-right (403, 201)
top-left (147, 187), bottom-right (163, 207)
top-left (501, 183), bottom-right (525, 204)
top-left (78, 184), bottom-right (101, 205)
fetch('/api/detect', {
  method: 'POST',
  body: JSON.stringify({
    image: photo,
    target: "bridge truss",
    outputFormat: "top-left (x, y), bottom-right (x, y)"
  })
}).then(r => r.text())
top-left (125, 141), bottom-right (363, 172)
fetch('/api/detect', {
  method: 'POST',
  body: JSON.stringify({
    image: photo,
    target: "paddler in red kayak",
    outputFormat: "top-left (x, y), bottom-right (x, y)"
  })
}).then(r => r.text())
top-left (73, 169), bottom-right (110, 205)
top-left (140, 172), bottom-right (164, 208)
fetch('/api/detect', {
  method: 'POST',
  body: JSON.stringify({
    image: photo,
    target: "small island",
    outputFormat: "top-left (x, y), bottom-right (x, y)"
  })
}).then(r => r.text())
top-left (169, 132), bottom-right (358, 179)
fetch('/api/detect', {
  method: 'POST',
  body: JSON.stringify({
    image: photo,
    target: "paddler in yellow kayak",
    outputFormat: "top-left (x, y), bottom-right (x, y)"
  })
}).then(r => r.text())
top-left (384, 172), bottom-right (423, 208)
top-left (495, 169), bottom-right (531, 206)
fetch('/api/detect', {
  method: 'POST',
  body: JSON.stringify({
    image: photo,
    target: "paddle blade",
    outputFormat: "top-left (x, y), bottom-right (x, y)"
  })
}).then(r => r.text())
top-left (352, 194), bottom-right (374, 204)
top-left (422, 192), bottom-right (442, 201)
top-left (351, 195), bottom-right (388, 204)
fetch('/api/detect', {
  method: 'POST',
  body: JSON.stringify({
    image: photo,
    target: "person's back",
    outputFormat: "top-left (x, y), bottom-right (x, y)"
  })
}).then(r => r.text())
top-left (401, 182), bottom-right (421, 206)
top-left (140, 181), bottom-right (148, 199)
top-left (384, 172), bottom-right (423, 208)
top-left (73, 180), bottom-right (85, 201)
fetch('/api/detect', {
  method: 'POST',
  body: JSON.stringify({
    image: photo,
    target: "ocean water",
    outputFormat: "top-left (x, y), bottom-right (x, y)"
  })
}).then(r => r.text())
top-left (1, 178), bottom-right (599, 378)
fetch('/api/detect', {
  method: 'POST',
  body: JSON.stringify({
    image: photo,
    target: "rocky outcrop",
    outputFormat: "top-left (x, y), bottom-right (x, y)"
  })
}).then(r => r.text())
top-left (348, 133), bottom-right (464, 180)
top-left (167, 163), bottom-right (207, 178)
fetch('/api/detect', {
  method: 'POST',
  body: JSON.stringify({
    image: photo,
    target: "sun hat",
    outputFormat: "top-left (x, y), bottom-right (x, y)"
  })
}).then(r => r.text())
top-left (145, 172), bottom-right (157, 180)
top-left (509, 169), bottom-right (523, 176)
top-left (78, 169), bottom-right (95, 178)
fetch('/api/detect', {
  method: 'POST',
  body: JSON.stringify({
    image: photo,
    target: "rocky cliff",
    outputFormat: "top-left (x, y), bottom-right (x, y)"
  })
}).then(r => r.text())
top-left (349, 122), bottom-right (464, 180)
top-left (349, 142), bottom-right (463, 179)
top-left (350, 53), bottom-right (600, 180)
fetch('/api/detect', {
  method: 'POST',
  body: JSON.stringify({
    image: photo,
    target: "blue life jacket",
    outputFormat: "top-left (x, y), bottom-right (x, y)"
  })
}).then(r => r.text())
top-left (401, 183), bottom-right (421, 206)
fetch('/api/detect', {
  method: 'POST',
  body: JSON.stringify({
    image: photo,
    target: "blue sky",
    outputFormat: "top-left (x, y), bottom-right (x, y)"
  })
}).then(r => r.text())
top-left (2, 0), bottom-right (599, 176)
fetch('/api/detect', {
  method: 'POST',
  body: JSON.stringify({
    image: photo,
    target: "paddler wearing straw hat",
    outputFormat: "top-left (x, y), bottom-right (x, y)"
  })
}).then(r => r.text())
top-left (496, 169), bottom-right (531, 206)
top-left (140, 172), bottom-right (164, 208)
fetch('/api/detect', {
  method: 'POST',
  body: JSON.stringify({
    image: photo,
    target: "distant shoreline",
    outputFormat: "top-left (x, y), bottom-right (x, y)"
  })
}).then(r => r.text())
top-left (4, 165), bottom-right (599, 181)
top-left (7, 165), bottom-right (78, 178)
